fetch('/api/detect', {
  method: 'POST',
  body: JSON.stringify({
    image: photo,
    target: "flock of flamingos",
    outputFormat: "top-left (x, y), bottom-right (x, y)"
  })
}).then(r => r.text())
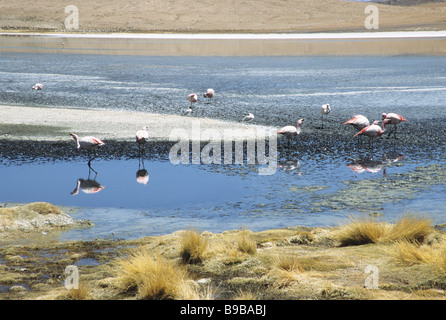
top-left (31, 83), bottom-right (408, 163)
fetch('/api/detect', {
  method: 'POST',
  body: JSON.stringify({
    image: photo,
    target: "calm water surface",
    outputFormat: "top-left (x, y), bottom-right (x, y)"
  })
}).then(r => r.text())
top-left (1, 52), bottom-right (445, 240)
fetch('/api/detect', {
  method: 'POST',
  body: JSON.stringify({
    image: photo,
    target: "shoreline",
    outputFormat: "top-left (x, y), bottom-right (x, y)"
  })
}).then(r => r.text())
top-left (3, 30), bottom-right (446, 39)
top-left (2, 31), bottom-right (446, 56)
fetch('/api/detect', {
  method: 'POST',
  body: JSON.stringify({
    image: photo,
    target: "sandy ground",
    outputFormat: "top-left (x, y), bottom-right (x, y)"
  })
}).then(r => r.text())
top-left (1, 0), bottom-right (446, 33)
top-left (2, 0), bottom-right (446, 56)
top-left (0, 105), bottom-right (274, 142)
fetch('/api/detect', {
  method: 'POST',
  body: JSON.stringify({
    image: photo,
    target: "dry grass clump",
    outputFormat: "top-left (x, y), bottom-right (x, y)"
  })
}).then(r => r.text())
top-left (272, 254), bottom-right (304, 284)
top-left (335, 214), bottom-right (433, 246)
top-left (392, 239), bottom-right (446, 274)
top-left (386, 215), bottom-right (433, 243)
top-left (65, 284), bottom-right (91, 300)
top-left (179, 230), bottom-right (208, 264)
top-left (237, 228), bottom-right (257, 255)
top-left (114, 247), bottom-right (197, 300)
top-left (392, 240), bottom-right (437, 266)
top-left (290, 231), bottom-right (315, 244)
top-left (233, 289), bottom-right (257, 300)
top-left (274, 254), bottom-right (304, 273)
top-left (335, 215), bottom-right (389, 246)
top-left (22, 202), bottom-right (62, 215)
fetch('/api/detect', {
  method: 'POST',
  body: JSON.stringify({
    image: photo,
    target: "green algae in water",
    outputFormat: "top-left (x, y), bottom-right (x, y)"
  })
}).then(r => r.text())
top-left (288, 185), bottom-right (329, 193)
top-left (311, 163), bottom-right (446, 213)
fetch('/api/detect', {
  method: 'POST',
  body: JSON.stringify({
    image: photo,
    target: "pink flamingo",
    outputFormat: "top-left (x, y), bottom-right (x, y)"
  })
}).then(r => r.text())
top-left (70, 133), bottom-right (105, 170)
top-left (203, 88), bottom-right (215, 103)
top-left (187, 93), bottom-right (198, 106)
top-left (135, 126), bottom-right (149, 154)
top-left (32, 83), bottom-right (44, 91)
top-left (320, 104), bottom-right (331, 128)
top-left (32, 83), bottom-right (43, 99)
top-left (277, 118), bottom-right (304, 148)
top-left (242, 113), bottom-right (254, 122)
top-left (354, 120), bottom-right (385, 147)
top-left (381, 113), bottom-right (408, 138)
top-left (344, 114), bottom-right (370, 131)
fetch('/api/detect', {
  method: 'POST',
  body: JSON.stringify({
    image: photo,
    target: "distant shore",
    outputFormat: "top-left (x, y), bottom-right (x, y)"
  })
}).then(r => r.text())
top-left (2, 30), bottom-right (446, 39)
top-left (2, 30), bottom-right (446, 56)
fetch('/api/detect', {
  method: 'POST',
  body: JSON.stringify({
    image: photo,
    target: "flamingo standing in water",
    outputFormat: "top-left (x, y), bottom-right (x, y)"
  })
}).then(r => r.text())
top-left (203, 88), bottom-right (215, 103)
top-left (70, 133), bottom-right (105, 170)
top-left (320, 104), bottom-right (331, 128)
top-left (187, 93), bottom-right (198, 106)
top-left (135, 126), bottom-right (149, 155)
top-left (182, 106), bottom-right (193, 116)
top-left (277, 118), bottom-right (304, 148)
top-left (242, 113), bottom-right (254, 123)
top-left (32, 83), bottom-right (44, 91)
top-left (344, 114), bottom-right (370, 131)
top-left (32, 83), bottom-right (43, 98)
top-left (344, 114), bottom-right (370, 144)
top-left (381, 112), bottom-right (408, 138)
top-left (354, 120), bottom-right (385, 147)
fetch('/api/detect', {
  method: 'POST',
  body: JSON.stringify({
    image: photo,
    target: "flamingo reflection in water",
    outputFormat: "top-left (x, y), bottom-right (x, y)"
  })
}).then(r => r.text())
top-left (71, 168), bottom-right (104, 195)
top-left (136, 153), bottom-right (149, 185)
top-left (347, 153), bottom-right (404, 175)
top-left (277, 160), bottom-right (302, 175)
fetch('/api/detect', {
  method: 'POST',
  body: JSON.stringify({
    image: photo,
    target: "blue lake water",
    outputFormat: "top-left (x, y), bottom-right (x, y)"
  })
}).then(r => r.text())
top-left (1, 51), bottom-right (446, 240)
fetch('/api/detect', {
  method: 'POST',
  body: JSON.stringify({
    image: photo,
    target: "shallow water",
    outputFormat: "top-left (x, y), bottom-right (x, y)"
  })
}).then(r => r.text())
top-left (1, 149), bottom-right (445, 240)
top-left (0, 52), bottom-right (445, 240)
top-left (1, 53), bottom-right (446, 126)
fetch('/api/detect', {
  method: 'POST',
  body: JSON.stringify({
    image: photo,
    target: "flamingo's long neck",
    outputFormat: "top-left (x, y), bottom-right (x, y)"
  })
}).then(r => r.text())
top-left (72, 134), bottom-right (81, 149)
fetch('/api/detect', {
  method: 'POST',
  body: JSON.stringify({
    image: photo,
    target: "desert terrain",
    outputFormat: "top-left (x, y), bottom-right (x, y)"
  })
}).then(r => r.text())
top-left (0, 0), bottom-right (445, 33)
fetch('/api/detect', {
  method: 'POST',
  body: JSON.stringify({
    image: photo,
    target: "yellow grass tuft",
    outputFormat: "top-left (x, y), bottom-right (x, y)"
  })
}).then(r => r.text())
top-left (392, 239), bottom-right (446, 274)
top-left (274, 254), bottom-right (304, 273)
top-left (392, 240), bottom-right (437, 266)
top-left (233, 289), bottom-right (257, 300)
top-left (237, 228), bottom-right (257, 255)
top-left (179, 230), bottom-right (208, 264)
top-left (22, 202), bottom-right (62, 215)
top-left (335, 214), bottom-right (433, 246)
top-left (272, 254), bottom-right (304, 285)
top-left (66, 284), bottom-right (91, 300)
top-left (335, 215), bottom-right (389, 246)
top-left (114, 247), bottom-right (197, 300)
